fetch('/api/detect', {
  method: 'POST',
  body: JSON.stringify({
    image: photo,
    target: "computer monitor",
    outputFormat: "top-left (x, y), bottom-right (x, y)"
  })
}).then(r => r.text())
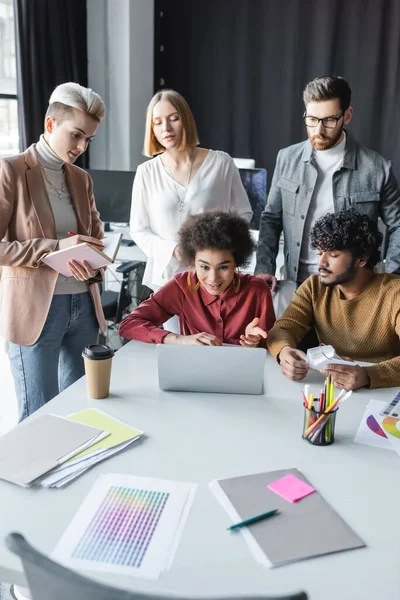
top-left (85, 169), bottom-right (135, 224)
top-left (239, 168), bottom-right (267, 230)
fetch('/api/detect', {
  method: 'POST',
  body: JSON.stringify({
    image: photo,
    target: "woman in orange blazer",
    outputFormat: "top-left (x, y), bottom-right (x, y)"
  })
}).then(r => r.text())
top-left (0, 82), bottom-right (106, 421)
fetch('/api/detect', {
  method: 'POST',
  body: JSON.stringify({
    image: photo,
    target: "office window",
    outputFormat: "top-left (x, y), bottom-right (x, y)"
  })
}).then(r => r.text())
top-left (0, 0), bottom-right (18, 157)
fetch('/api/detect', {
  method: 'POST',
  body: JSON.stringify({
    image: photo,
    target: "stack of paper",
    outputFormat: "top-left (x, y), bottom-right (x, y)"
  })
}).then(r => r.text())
top-left (38, 409), bottom-right (143, 488)
top-left (52, 473), bottom-right (197, 579)
top-left (0, 414), bottom-right (108, 488)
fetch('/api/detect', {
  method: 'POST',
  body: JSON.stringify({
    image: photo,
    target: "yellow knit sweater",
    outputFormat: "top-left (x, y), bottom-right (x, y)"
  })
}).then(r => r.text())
top-left (267, 273), bottom-right (400, 389)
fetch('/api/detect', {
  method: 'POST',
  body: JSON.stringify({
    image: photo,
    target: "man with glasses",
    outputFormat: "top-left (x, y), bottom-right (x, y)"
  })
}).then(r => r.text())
top-left (255, 75), bottom-right (400, 291)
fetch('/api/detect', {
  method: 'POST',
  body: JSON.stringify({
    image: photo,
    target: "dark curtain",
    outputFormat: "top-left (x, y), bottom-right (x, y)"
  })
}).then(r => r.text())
top-left (13, 0), bottom-right (88, 167)
top-left (155, 0), bottom-right (400, 187)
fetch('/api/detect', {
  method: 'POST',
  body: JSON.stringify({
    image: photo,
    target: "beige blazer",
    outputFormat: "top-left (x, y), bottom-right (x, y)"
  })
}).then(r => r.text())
top-left (0, 144), bottom-right (107, 345)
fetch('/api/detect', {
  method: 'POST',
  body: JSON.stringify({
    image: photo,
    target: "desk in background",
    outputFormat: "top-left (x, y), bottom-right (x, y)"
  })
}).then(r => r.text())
top-left (0, 342), bottom-right (398, 599)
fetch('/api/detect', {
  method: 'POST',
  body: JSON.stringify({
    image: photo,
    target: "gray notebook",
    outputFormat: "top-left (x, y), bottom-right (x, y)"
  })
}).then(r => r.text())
top-left (210, 468), bottom-right (365, 567)
top-left (0, 414), bottom-right (107, 487)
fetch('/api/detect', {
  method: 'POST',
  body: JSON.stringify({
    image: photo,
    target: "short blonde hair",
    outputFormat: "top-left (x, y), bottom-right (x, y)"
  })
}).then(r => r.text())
top-left (143, 89), bottom-right (199, 157)
top-left (45, 82), bottom-right (105, 123)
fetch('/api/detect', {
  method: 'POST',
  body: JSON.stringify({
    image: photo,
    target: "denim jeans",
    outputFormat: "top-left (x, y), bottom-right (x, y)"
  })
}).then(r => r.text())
top-left (9, 293), bottom-right (99, 422)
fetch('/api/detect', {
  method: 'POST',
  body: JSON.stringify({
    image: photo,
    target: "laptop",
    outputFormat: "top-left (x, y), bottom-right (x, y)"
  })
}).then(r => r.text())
top-left (157, 345), bottom-right (266, 395)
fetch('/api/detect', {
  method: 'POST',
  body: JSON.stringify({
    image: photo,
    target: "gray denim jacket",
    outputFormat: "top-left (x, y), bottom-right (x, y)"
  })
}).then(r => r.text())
top-left (255, 132), bottom-right (400, 281)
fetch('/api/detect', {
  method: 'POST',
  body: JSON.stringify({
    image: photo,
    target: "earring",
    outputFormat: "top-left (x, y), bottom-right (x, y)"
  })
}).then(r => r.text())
top-left (187, 268), bottom-right (200, 292)
top-left (233, 270), bottom-right (240, 293)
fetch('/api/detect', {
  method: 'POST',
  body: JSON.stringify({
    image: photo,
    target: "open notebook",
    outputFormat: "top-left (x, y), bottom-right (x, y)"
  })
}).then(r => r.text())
top-left (42, 233), bottom-right (122, 277)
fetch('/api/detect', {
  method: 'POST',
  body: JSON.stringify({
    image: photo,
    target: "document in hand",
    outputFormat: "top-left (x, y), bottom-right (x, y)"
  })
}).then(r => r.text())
top-left (0, 414), bottom-right (108, 487)
top-left (306, 345), bottom-right (373, 370)
top-left (210, 468), bottom-right (365, 567)
top-left (42, 233), bottom-right (122, 277)
top-left (38, 409), bottom-right (144, 488)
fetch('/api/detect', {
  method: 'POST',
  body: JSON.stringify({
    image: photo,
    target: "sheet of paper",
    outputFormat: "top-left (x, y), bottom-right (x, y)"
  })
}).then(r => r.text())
top-left (306, 345), bottom-right (373, 370)
top-left (67, 408), bottom-right (143, 463)
top-left (39, 439), bottom-right (135, 488)
top-left (267, 474), bottom-right (316, 503)
top-left (101, 233), bottom-right (123, 261)
top-left (354, 399), bottom-right (393, 451)
top-left (52, 473), bottom-right (197, 579)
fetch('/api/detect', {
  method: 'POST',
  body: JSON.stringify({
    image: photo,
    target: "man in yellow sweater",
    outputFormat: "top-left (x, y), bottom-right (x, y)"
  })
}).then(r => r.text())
top-left (267, 208), bottom-right (400, 390)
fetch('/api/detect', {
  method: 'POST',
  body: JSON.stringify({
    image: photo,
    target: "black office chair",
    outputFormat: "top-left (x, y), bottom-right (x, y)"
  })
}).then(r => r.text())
top-left (100, 261), bottom-right (149, 344)
top-left (6, 532), bottom-right (308, 600)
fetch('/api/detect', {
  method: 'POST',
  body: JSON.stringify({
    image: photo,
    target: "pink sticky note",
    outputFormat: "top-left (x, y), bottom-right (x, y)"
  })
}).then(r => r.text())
top-left (267, 474), bottom-right (316, 503)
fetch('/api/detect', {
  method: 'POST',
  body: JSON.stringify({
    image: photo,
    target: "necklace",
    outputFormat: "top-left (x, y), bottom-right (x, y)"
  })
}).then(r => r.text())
top-left (162, 148), bottom-right (194, 213)
top-left (40, 163), bottom-right (66, 199)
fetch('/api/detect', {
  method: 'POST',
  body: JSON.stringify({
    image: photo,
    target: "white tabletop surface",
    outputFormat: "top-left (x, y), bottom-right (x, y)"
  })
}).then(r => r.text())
top-left (0, 341), bottom-right (399, 599)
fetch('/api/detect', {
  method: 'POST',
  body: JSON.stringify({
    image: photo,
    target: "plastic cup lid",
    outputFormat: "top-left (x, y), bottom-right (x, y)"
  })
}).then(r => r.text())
top-left (82, 344), bottom-right (114, 360)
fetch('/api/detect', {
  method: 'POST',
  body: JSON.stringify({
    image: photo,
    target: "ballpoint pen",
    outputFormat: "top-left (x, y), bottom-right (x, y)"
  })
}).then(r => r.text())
top-left (227, 508), bottom-right (279, 531)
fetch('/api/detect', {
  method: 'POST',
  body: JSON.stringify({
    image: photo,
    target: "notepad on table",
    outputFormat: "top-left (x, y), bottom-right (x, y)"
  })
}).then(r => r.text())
top-left (0, 414), bottom-right (108, 488)
top-left (42, 233), bottom-right (122, 277)
top-left (210, 468), bottom-right (365, 567)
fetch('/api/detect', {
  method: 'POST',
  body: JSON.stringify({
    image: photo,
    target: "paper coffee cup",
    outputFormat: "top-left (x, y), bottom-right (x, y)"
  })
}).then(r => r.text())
top-left (82, 344), bottom-right (114, 399)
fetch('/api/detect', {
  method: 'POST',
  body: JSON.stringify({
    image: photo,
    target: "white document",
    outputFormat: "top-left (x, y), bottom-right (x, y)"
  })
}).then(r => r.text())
top-left (39, 439), bottom-right (138, 488)
top-left (0, 414), bottom-right (107, 487)
top-left (209, 479), bottom-right (271, 568)
top-left (307, 345), bottom-right (373, 370)
top-left (52, 473), bottom-right (197, 579)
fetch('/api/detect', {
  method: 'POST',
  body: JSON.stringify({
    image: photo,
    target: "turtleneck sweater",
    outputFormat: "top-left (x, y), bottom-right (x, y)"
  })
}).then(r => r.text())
top-left (35, 135), bottom-right (87, 294)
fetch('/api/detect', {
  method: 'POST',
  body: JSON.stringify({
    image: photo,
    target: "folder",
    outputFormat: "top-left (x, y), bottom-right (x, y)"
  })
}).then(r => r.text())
top-left (210, 468), bottom-right (365, 567)
top-left (0, 414), bottom-right (108, 487)
top-left (42, 233), bottom-right (122, 277)
top-left (38, 409), bottom-right (144, 488)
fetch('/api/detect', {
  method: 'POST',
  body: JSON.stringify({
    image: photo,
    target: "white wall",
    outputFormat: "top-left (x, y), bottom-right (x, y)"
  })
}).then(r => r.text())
top-left (87, 0), bottom-right (154, 170)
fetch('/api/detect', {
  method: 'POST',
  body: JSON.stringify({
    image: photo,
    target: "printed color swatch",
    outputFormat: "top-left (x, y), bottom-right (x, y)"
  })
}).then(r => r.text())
top-left (53, 474), bottom-right (197, 579)
top-left (72, 486), bottom-right (169, 567)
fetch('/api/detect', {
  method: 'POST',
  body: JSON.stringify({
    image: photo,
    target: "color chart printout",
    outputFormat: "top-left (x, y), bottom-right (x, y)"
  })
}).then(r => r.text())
top-left (53, 474), bottom-right (197, 579)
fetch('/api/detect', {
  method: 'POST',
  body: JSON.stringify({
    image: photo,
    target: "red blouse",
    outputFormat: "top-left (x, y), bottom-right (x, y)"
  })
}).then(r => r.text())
top-left (119, 272), bottom-right (276, 346)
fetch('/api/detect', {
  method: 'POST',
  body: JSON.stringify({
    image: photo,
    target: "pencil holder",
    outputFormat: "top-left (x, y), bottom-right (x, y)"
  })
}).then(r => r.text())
top-left (302, 405), bottom-right (338, 446)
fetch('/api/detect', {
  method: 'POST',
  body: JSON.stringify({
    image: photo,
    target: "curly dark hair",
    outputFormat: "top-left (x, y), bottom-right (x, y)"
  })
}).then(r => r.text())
top-left (178, 211), bottom-right (255, 268)
top-left (310, 208), bottom-right (383, 269)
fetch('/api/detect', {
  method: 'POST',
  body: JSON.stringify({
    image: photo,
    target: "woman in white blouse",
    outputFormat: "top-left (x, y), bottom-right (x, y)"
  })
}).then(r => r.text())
top-left (130, 89), bottom-right (252, 292)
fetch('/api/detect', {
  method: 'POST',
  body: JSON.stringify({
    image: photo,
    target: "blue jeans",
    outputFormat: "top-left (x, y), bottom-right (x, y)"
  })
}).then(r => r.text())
top-left (9, 293), bottom-right (99, 422)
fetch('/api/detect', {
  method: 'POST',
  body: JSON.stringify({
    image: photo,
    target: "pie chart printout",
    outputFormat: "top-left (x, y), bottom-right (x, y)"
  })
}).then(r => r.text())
top-left (366, 415), bottom-right (387, 438)
top-left (382, 416), bottom-right (400, 440)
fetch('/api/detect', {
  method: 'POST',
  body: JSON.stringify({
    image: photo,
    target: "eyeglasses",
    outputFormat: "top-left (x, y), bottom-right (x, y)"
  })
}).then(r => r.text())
top-left (303, 112), bottom-right (344, 129)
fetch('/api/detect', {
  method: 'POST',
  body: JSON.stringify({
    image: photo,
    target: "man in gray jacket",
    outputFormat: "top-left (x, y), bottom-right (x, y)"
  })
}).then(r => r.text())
top-left (255, 76), bottom-right (400, 291)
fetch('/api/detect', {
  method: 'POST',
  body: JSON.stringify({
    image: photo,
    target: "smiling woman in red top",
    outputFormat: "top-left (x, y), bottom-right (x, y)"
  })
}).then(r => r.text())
top-left (119, 212), bottom-right (276, 347)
